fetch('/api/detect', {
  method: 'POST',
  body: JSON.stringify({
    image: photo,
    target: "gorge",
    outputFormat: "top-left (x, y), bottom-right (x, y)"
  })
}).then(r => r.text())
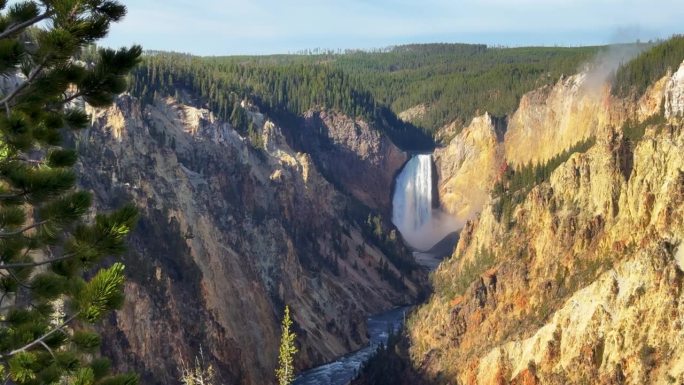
top-left (2, 3), bottom-right (684, 385)
top-left (79, 39), bottom-right (684, 385)
top-left (77, 95), bottom-right (426, 385)
top-left (292, 152), bottom-right (462, 384)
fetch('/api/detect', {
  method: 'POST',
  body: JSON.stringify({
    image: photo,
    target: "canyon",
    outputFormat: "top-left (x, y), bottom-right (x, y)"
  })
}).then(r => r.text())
top-left (75, 95), bottom-right (426, 385)
top-left (407, 61), bottom-right (684, 384)
top-left (75, 48), bottom-right (684, 385)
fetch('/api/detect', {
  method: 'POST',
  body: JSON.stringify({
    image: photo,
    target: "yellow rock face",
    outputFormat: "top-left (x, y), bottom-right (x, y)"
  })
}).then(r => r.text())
top-left (504, 73), bottom-right (612, 167)
top-left (435, 113), bottom-right (502, 223)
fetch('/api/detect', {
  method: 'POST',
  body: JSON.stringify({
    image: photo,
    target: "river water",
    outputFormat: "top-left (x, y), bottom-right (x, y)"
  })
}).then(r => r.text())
top-left (292, 306), bottom-right (410, 385)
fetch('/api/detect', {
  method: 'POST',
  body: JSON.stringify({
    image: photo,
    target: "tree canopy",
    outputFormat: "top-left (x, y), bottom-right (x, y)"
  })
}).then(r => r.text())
top-left (612, 35), bottom-right (684, 98)
top-left (0, 1), bottom-right (141, 384)
top-left (206, 44), bottom-right (600, 132)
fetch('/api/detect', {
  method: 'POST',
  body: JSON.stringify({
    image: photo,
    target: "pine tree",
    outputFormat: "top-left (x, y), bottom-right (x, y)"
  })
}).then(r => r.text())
top-left (275, 305), bottom-right (297, 385)
top-left (229, 101), bottom-right (248, 133)
top-left (178, 348), bottom-right (215, 385)
top-left (0, 1), bottom-right (141, 385)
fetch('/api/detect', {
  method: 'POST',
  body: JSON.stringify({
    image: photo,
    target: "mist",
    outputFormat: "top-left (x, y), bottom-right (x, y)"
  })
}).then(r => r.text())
top-left (395, 209), bottom-right (462, 252)
top-left (581, 27), bottom-right (655, 92)
top-left (392, 155), bottom-right (462, 252)
top-left (582, 44), bottom-right (647, 92)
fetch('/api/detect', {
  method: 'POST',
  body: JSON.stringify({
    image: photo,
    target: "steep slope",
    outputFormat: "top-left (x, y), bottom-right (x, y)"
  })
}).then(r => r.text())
top-left (434, 113), bottom-right (505, 223)
top-left (503, 73), bottom-right (609, 167)
top-left (75, 95), bottom-right (424, 385)
top-left (287, 109), bottom-right (408, 214)
top-left (504, 68), bottom-right (671, 167)
top-left (408, 61), bottom-right (684, 384)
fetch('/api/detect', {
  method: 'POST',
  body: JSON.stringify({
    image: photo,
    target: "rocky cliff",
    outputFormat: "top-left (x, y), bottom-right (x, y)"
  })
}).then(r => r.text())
top-left (408, 62), bottom-right (684, 384)
top-left (75, 95), bottom-right (424, 385)
top-left (434, 113), bottom-right (505, 223)
top-left (289, 110), bottom-right (408, 215)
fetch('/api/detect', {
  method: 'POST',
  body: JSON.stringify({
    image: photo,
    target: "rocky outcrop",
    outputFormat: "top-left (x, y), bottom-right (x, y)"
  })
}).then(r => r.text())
top-left (503, 73), bottom-right (611, 167)
top-left (398, 104), bottom-right (428, 123)
top-left (665, 61), bottom-right (684, 118)
top-left (77, 96), bottom-right (423, 385)
top-left (408, 68), bottom-right (684, 384)
top-left (433, 63), bottom-right (676, 225)
top-left (434, 113), bottom-right (504, 223)
top-left (287, 110), bottom-right (407, 215)
top-left (502, 66), bottom-right (675, 168)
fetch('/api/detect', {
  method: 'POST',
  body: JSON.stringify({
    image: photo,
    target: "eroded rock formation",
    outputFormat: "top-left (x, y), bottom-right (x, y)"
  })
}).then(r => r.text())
top-left (409, 62), bottom-right (684, 384)
top-left (76, 96), bottom-right (424, 385)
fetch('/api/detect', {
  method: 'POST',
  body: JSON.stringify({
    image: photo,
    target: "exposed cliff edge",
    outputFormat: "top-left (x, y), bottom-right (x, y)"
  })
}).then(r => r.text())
top-left (434, 113), bottom-right (505, 223)
top-left (434, 60), bottom-right (684, 224)
top-left (75, 95), bottom-right (425, 385)
top-left (289, 109), bottom-right (408, 215)
top-left (408, 61), bottom-right (684, 384)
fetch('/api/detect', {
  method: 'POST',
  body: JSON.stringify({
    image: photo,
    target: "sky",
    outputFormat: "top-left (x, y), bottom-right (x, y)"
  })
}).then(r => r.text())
top-left (96, 0), bottom-right (684, 56)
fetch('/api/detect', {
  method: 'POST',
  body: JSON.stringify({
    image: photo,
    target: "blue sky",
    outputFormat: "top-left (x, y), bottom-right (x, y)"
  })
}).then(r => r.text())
top-left (99, 0), bottom-right (684, 56)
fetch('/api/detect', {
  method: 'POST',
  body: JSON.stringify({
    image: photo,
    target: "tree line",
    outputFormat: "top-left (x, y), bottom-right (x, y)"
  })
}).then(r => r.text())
top-left (612, 35), bottom-right (684, 98)
top-left (206, 43), bottom-right (598, 134)
top-left (492, 137), bottom-right (596, 226)
top-left (127, 53), bottom-right (434, 151)
top-left (124, 44), bottom-right (603, 150)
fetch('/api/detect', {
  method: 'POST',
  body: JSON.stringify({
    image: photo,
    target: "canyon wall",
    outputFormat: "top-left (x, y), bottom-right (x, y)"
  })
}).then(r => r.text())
top-left (76, 95), bottom-right (424, 385)
top-left (434, 113), bottom-right (504, 222)
top-left (409, 62), bottom-right (684, 384)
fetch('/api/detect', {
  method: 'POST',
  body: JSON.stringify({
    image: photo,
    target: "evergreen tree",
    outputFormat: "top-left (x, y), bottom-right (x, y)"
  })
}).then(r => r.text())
top-left (275, 305), bottom-right (297, 385)
top-left (229, 101), bottom-right (248, 134)
top-left (0, 1), bottom-right (141, 385)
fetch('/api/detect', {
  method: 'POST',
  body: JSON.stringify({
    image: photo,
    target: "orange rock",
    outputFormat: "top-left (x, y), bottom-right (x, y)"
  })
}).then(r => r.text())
top-left (451, 295), bottom-right (465, 307)
top-left (511, 368), bottom-right (539, 385)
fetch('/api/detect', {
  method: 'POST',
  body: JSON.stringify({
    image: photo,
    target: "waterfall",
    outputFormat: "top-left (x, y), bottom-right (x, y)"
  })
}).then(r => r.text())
top-left (392, 154), bottom-right (433, 234)
top-left (392, 154), bottom-right (460, 252)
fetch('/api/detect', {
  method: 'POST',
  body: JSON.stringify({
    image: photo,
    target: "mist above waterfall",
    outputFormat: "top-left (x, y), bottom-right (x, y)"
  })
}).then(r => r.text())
top-left (392, 154), bottom-right (461, 251)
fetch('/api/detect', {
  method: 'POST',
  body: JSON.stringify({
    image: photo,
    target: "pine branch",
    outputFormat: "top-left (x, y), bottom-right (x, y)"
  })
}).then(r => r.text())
top-left (1, 61), bottom-right (47, 115)
top-left (0, 268), bottom-right (32, 289)
top-left (0, 191), bottom-right (27, 200)
top-left (0, 10), bottom-right (53, 40)
top-left (38, 340), bottom-right (56, 359)
top-left (0, 220), bottom-right (47, 238)
top-left (8, 156), bottom-right (45, 165)
top-left (61, 91), bottom-right (84, 105)
top-left (1, 312), bottom-right (79, 358)
top-left (0, 219), bottom-right (119, 269)
top-left (0, 253), bottom-right (72, 270)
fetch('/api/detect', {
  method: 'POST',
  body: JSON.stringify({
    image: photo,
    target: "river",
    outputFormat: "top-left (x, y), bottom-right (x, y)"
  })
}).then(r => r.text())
top-left (292, 306), bottom-right (411, 385)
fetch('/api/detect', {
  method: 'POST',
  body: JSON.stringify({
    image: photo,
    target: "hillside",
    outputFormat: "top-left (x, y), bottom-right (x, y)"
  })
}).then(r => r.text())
top-left (404, 38), bottom-right (684, 385)
top-left (211, 44), bottom-right (605, 134)
top-left (126, 53), bottom-right (435, 151)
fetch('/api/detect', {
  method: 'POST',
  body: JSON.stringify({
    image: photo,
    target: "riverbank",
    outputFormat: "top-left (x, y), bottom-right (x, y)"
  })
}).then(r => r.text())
top-left (293, 306), bottom-right (411, 385)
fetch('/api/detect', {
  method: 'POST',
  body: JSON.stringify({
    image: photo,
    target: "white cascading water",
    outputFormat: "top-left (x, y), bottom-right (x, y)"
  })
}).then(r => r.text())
top-left (392, 154), bottom-right (459, 252)
top-left (392, 154), bottom-right (433, 234)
